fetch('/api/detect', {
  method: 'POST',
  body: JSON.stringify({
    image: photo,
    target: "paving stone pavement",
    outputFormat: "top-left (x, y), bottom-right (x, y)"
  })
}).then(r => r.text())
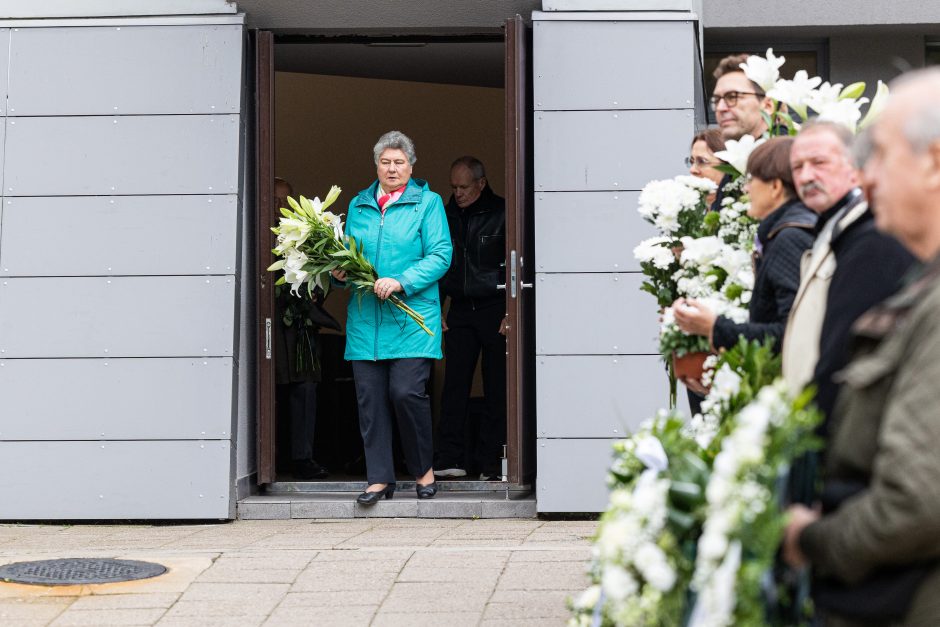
top-left (0, 518), bottom-right (596, 626)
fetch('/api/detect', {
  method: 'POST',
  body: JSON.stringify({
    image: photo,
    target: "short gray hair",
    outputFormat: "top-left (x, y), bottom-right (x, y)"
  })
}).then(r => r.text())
top-left (851, 126), bottom-right (874, 169)
top-left (373, 130), bottom-right (417, 165)
top-left (892, 68), bottom-right (940, 153)
top-left (451, 155), bottom-right (486, 180)
top-left (798, 117), bottom-right (856, 162)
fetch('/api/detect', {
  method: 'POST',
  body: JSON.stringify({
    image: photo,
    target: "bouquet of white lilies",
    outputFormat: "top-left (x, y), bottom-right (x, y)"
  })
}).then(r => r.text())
top-left (267, 186), bottom-right (434, 336)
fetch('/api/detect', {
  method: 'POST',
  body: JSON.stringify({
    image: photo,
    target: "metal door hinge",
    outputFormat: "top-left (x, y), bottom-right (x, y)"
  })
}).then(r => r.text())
top-left (265, 318), bottom-right (272, 359)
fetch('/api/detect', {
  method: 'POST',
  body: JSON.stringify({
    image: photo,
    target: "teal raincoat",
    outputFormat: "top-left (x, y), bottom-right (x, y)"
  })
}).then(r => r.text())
top-left (343, 178), bottom-right (452, 361)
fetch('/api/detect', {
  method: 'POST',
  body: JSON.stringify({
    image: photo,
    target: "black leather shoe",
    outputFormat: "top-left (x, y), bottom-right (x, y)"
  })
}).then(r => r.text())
top-left (291, 459), bottom-right (330, 480)
top-left (356, 483), bottom-right (395, 506)
top-left (416, 481), bottom-right (438, 499)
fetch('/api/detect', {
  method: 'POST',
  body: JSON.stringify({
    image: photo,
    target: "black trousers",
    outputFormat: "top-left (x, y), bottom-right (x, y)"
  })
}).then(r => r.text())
top-left (351, 358), bottom-right (434, 485)
top-left (278, 381), bottom-right (318, 462)
top-left (436, 300), bottom-right (507, 474)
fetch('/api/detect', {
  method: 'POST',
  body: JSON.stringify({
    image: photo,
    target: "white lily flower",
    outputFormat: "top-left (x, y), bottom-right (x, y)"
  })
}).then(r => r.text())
top-left (283, 248), bottom-right (311, 295)
top-left (817, 97), bottom-right (868, 133)
top-left (714, 135), bottom-right (765, 177)
top-left (273, 216), bottom-right (312, 253)
top-left (320, 185), bottom-right (342, 212)
top-left (859, 80), bottom-right (889, 130)
top-left (739, 48), bottom-right (785, 93)
top-left (805, 81), bottom-right (844, 115)
top-left (767, 70), bottom-right (822, 119)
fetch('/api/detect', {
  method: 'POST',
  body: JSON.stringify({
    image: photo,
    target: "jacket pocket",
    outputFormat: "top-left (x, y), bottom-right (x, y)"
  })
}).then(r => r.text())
top-left (478, 234), bottom-right (505, 269)
top-left (836, 353), bottom-right (896, 390)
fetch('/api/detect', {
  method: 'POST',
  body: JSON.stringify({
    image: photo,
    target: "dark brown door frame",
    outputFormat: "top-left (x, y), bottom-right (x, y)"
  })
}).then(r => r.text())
top-left (255, 30), bottom-right (277, 485)
top-left (504, 15), bottom-right (535, 484)
top-left (253, 26), bottom-right (534, 487)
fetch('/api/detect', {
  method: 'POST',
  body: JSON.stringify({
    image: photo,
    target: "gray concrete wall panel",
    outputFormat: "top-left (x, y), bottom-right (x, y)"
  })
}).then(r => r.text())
top-left (0, 195), bottom-right (237, 276)
top-left (0, 30), bottom-right (10, 115)
top-left (0, 276), bottom-right (235, 358)
top-left (703, 0), bottom-right (940, 28)
top-left (537, 438), bottom-right (616, 512)
top-left (534, 109), bottom-right (694, 191)
top-left (534, 191), bottom-right (656, 273)
top-left (537, 355), bottom-right (668, 438)
top-left (535, 273), bottom-right (658, 355)
top-left (0, 440), bottom-right (232, 519)
top-left (0, 358), bottom-right (233, 440)
top-left (7, 25), bottom-right (241, 116)
top-left (534, 20), bottom-right (694, 111)
top-left (4, 115), bottom-right (239, 196)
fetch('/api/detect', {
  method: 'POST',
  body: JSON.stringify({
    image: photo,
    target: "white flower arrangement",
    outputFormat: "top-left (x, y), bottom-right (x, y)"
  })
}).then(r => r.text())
top-left (739, 49), bottom-right (886, 135)
top-left (590, 46), bottom-right (882, 626)
top-left (689, 380), bottom-right (822, 626)
top-left (637, 175), bottom-right (717, 236)
top-left (574, 411), bottom-right (706, 627)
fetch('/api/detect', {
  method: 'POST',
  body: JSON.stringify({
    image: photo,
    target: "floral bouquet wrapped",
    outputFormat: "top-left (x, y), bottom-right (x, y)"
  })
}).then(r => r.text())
top-left (267, 186), bottom-right (434, 336)
top-left (659, 233), bottom-right (755, 360)
top-left (572, 411), bottom-right (709, 627)
top-left (689, 380), bottom-right (822, 627)
top-left (572, 341), bottom-right (819, 627)
top-left (634, 176), bottom-right (718, 310)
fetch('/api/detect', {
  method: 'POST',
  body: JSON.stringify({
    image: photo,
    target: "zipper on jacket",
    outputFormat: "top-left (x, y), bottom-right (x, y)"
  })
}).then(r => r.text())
top-left (462, 211), bottom-right (472, 302)
top-left (373, 211), bottom-right (385, 361)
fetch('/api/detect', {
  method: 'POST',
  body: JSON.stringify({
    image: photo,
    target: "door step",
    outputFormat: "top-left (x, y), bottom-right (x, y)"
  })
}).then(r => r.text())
top-left (238, 490), bottom-right (536, 520)
top-left (266, 480), bottom-right (531, 493)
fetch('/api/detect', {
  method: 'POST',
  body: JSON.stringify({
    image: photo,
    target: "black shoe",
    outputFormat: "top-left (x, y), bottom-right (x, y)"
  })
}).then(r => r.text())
top-left (291, 459), bottom-right (330, 480)
top-left (416, 481), bottom-right (438, 499)
top-left (357, 483), bottom-right (396, 505)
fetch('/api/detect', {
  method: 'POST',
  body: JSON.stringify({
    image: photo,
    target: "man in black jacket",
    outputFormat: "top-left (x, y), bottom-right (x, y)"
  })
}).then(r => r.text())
top-left (434, 156), bottom-right (507, 480)
top-left (783, 120), bottom-right (916, 427)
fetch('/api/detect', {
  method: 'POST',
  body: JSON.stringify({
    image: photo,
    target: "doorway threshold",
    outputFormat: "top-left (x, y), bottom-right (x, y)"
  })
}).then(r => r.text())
top-left (266, 480), bottom-right (531, 493)
top-left (239, 487), bottom-right (535, 520)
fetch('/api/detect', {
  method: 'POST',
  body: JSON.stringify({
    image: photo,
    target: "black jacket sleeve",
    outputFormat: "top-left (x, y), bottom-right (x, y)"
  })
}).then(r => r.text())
top-left (712, 227), bottom-right (814, 351)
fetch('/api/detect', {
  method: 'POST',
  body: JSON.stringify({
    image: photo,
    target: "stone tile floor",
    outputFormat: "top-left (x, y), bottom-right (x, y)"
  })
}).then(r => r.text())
top-left (0, 518), bottom-right (596, 626)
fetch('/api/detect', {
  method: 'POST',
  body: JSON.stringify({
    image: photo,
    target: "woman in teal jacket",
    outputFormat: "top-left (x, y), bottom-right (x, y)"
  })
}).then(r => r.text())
top-left (332, 131), bottom-right (452, 506)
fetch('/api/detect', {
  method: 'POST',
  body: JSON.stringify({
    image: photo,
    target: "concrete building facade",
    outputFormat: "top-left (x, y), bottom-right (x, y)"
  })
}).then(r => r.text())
top-left (0, 0), bottom-right (937, 518)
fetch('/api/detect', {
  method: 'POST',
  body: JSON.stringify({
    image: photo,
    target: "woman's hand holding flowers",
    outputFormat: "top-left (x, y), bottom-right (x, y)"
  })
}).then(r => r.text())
top-left (673, 297), bottom-right (717, 337)
top-left (374, 277), bottom-right (402, 301)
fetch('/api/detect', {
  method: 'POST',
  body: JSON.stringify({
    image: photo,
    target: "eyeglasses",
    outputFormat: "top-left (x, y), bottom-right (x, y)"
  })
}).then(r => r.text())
top-left (685, 156), bottom-right (720, 168)
top-left (709, 90), bottom-right (764, 109)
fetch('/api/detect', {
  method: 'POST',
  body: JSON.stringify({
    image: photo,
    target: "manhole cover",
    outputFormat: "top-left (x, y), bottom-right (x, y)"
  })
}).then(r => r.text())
top-left (0, 558), bottom-right (166, 586)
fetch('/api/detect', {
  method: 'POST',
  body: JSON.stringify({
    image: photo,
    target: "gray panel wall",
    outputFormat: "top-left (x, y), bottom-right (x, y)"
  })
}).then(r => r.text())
top-left (533, 14), bottom-right (699, 513)
top-left (0, 20), bottom-right (243, 520)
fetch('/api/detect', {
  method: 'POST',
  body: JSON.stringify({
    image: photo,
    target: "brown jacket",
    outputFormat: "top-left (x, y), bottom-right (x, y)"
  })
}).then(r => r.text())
top-left (800, 257), bottom-right (940, 626)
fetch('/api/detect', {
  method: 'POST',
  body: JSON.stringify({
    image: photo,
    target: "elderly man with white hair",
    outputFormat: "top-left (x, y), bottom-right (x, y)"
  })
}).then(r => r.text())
top-left (783, 68), bottom-right (940, 626)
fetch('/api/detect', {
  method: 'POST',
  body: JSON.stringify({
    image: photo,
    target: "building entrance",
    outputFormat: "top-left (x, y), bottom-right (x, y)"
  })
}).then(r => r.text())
top-left (253, 21), bottom-right (534, 496)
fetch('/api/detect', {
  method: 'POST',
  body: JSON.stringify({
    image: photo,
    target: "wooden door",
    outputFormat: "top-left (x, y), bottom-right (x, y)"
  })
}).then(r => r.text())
top-left (255, 30), bottom-right (277, 484)
top-left (504, 15), bottom-right (535, 484)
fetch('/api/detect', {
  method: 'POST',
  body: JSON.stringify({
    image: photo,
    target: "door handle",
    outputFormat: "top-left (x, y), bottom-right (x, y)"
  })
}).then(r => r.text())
top-left (496, 283), bottom-right (506, 290)
top-left (521, 282), bottom-right (533, 289)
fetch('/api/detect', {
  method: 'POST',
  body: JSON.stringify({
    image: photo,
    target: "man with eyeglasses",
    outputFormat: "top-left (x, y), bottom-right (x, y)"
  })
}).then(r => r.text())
top-left (711, 53), bottom-right (776, 141)
top-left (705, 55), bottom-right (778, 216)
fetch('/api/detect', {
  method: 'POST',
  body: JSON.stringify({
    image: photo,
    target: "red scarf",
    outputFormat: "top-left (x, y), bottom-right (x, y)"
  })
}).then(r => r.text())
top-left (377, 186), bottom-right (405, 213)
